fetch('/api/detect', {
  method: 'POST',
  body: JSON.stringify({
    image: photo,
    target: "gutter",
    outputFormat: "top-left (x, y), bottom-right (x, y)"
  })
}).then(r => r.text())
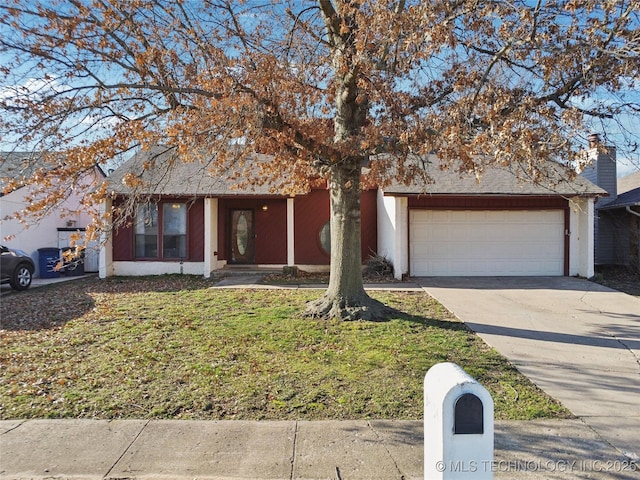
top-left (626, 206), bottom-right (640, 219)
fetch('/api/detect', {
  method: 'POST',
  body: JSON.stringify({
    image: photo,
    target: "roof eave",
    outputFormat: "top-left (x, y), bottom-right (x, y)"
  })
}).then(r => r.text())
top-left (382, 190), bottom-right (604, 197)
top-left (598, 201), bottom-right (640, 211)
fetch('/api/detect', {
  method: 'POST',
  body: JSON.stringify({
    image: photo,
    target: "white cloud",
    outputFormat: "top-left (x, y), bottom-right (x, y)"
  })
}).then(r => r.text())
top-left (0, 75), bottom-right (67, 105)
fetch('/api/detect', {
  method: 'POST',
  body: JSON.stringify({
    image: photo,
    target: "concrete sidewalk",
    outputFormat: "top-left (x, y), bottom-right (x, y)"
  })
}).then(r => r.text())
top-left (2, 418), bottom-right (638, 479)
top-left (211, 274), bottom-right (424, 291)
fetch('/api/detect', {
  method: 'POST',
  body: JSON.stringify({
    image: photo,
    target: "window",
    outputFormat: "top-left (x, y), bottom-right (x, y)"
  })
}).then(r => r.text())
top-left (134, 202), bottom-right (187, 259)
top-left (135, 204), bottom-right (158, 258)
top-left (162, 203), bottom-right (187, 258)
top-left (319, 221), bottom-right (331, 255)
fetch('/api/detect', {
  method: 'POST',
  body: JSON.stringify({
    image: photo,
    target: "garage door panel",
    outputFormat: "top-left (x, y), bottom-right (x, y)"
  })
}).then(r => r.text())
top-left (410, 210), bottom-right (564, 276)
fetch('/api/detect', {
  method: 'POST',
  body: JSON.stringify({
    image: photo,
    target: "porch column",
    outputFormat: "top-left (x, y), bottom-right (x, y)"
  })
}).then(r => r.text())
top-left (99, 198), bottom-right (113, 278)
top-left (394, 196), bottom-right (408, 278)
top-left (581, 199), bottom-right (596, 278)
top-left (569, 198), bottom-right (596, 278)
top-left (287, 197), bottom-right (295, 266)
top-left (204, 198), bottom-right (219, 278)
top-left (377, 191), bottom-right (408, 280)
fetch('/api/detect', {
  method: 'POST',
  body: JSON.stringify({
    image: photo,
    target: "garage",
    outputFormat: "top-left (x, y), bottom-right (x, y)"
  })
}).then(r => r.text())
top-left (409, 209), bottom-right (565, 276)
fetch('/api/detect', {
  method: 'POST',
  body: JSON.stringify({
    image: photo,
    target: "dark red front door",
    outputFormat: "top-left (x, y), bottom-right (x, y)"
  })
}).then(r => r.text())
top-left (230, 209), bottom-right (255, 263)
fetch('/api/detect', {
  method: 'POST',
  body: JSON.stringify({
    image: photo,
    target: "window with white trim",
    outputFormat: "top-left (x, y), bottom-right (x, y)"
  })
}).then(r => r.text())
top-left (134, 202), bottom-right (187, 259)
top-left (135, 204), bottom-right (158, 258)
top-left (162, 203), bottom-right (187, 258)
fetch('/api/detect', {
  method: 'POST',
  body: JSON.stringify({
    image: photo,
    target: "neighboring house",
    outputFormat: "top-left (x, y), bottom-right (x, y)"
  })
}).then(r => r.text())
top-left (0, 152), bottom-right (105, 277)
top-left (618, 171), bottom-right (640, 196)
top-left (102, 146), bottom-right (604, 279)
top-left (581, 142), bottom-right (640, 272)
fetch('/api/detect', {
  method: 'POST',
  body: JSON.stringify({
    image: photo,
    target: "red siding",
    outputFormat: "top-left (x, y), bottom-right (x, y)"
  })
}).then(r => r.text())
top-left (407, 195), bottom-right (568, 210)
top-left (188, 200), bottom-right (205, 261)
top-left (112, 199), bottom-right (133, 261)
top-left (112, 219), bottom-right (133, 261)
top-left (113, 191), bottom-right (377, 266)
top-left (294, 189), bottom-right (378, 265)
top-left (256, 199), bottom-right (288, 263)
top-left (294, 190), bottom-right (331, 264)
top-left (361, 190), bottom-right (378, 261)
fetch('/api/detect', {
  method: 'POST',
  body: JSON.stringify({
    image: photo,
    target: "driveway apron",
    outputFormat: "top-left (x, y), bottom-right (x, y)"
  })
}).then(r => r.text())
top-left (417, 276), bottom-right (640, 461)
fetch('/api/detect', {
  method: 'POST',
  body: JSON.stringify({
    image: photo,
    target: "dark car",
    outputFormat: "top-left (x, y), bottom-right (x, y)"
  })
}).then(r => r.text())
top-left (0, 245), bottom-right (35, 291)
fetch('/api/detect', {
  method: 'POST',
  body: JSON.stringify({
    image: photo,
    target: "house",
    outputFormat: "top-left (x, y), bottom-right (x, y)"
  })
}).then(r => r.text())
top-left (100, 147), bottom-right (604, 279)
top-left (0, 152), bottom-right (105, 277)
top-left (100, 147), bottom-right (378, 278)
top-left (597, 187), bottom-right (640, 272)
top-left (380, 156), bottom-right (603, 278)
top-left (618, 171), bottom-right (640, 196)
top-left (581, 140), bottom-right (640, 272)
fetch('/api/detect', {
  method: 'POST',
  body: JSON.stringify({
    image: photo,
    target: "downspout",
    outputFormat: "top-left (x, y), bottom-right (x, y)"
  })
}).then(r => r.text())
top-left (629, 206), bottom-right (640, 273)
top-left (626, 206), bottom-right (640, 218)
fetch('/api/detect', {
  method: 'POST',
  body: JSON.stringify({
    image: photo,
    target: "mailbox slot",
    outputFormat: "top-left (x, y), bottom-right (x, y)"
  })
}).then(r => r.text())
top-left (454, 393), bottom-right (484, 434)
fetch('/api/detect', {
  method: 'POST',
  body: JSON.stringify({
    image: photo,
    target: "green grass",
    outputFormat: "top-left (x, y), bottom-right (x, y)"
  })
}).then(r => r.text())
top-left (0, 276), bottom-right (570, 420)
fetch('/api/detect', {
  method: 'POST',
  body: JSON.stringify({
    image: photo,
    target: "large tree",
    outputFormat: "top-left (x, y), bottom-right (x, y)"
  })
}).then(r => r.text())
top-left (1, 0), bottom-right (638, 319)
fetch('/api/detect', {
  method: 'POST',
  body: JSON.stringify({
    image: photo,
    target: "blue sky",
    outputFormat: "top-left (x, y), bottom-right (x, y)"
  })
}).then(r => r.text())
top-left (1, 0), bottom-right (638, 177)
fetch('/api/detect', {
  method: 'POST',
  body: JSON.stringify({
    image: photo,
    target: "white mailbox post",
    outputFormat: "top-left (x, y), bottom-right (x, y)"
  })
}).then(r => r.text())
top-left (424, 362), bottom-right (494, 479)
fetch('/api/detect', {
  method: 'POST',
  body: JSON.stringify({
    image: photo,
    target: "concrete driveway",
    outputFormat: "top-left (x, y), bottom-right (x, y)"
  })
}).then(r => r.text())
top-left (417, 276), bottom-right (640, 462)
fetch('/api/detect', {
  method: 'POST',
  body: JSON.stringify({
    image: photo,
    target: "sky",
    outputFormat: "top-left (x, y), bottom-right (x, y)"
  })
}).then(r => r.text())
top-left (0, 0), bottom-right (638, 178)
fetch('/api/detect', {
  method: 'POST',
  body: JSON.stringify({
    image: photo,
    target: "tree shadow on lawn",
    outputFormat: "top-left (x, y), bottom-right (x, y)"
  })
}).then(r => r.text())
top-left (380, 302), bottom-right (475, 340)
top-left (0, 275), bottom-right (216, 331)
top-left (90, 274), bottom-right (217, 294)
top-left (0, 285), bottom-right (96, 331)
top-left (388, 308), bottom-right (463, 328)
top-left (1, 275), bottom-right (467, 334)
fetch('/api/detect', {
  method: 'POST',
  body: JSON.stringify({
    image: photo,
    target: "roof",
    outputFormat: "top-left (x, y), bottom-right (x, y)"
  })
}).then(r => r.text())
top-left (618, 170), bottom-right (640, 194)
top-left (598, 187), bottom-right (640, 210)
top-left (381, 155), bottom-right (605, 197)
top-left (0, 152), bottom-right (45, 192)
top-left (1, 151), bottom-right (106, 194)
top-left (106, 146), bottom-right (294, 196)
top-left (108, 148), bottom-right (605, 198)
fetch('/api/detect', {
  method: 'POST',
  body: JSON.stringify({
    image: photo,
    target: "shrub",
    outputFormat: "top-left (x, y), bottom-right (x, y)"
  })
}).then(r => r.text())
top-left (364, 252), bottom-right (394, 278)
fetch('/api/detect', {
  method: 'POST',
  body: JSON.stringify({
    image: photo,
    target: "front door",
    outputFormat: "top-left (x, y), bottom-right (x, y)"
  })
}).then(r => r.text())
top-left (230, 209), bottom-right (255, 264)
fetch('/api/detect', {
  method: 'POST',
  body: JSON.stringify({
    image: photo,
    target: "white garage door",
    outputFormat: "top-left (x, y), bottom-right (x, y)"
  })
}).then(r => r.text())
top-left (410, 210), bottom-right (565, 276)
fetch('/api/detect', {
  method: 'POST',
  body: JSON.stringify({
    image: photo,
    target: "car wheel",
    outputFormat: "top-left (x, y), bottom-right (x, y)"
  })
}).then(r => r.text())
top-left (10, 263), bottom-right (33, 290)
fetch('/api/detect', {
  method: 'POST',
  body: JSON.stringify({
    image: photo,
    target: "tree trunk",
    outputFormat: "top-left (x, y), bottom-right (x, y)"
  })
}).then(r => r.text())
top-left (305, 13), bottom-right (392, 321)
top-left (305, 159), bottom-right (392, 321)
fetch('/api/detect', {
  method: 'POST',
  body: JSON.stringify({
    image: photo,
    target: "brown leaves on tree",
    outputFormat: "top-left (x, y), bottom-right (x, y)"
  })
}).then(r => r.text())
top-left (1, 0), bottom-right (638, 318)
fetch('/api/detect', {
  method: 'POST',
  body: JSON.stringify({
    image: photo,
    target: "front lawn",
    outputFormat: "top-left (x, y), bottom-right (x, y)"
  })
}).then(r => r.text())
top-left (0, 276), bottom-right (570, 420)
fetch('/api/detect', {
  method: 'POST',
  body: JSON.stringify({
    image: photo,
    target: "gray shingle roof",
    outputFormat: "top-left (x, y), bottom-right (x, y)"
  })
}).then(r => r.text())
top-left (0, 152), bottom-right (45, 192)
top-left (1, 151), bottom-right (106, 194)
top-left (106, 146), bottom-right (289, 196)
top-left (598, 187), bottom-right (640, 210)
top-left (107, 148), bottom-right (605, 198)
top-left (618, 171), bottom-right (640, 194)
top-left (381, 155), bottom-right (605, 197)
